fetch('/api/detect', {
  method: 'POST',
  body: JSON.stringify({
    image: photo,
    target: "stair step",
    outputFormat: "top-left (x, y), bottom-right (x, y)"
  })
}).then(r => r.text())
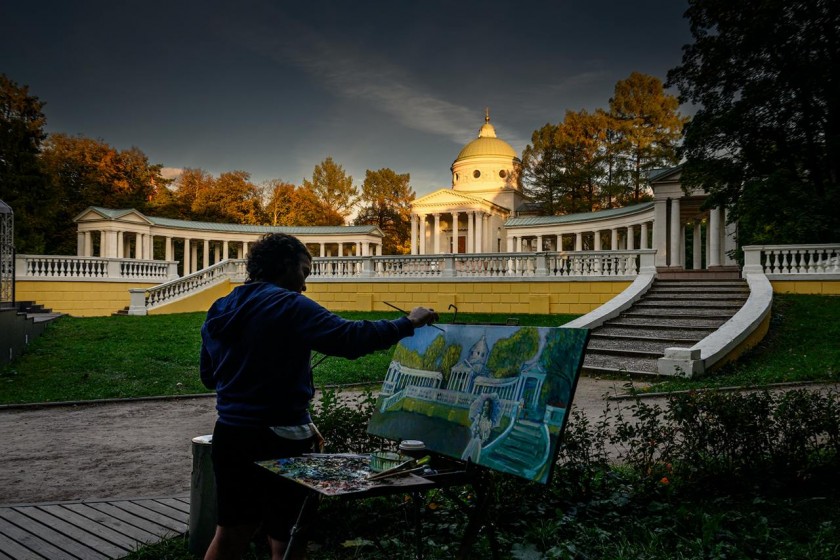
top-left (594, 326), bottom-right (709, 340)
top-left (584, 347), bottom-right (664, 358)
top-left (643, 293), bottom-right (748, 301)
top-left (587, 338), bottom-right (677, 354)
top-left (623, 309), bottom-right (735, 319)
top-left (635, 300), bottom-right (744, 308)
top-left (608, 317), bottom-right (727, 328)
top-left (583, 353), bottom-right (660, 375)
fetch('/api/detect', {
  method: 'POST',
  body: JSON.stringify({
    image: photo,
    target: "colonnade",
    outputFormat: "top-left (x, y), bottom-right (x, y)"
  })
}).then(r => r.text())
top-left (410, 210), bottom-right (497, 255)
top-left (653, 199), bottom-right (737, 269)
top-left (77, 230), bottom-right (382, 276)
top-left (506, 222), bottom-right (653, 253)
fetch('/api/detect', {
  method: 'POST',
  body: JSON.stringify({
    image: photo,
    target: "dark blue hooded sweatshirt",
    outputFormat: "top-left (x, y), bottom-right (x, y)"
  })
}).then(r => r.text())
top-left (200, 282), bottom-right (414, 428)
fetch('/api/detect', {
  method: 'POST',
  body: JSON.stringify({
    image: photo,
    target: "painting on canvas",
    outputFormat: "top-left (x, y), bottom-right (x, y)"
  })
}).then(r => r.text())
top-left (367, 324), bottom-right (589, 484)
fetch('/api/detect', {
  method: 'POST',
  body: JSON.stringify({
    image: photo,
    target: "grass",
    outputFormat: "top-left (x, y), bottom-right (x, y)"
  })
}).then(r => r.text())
top-left (643, 294), bottom-right (840, 393)
top-left (0, 310), bottom-right (578, 405)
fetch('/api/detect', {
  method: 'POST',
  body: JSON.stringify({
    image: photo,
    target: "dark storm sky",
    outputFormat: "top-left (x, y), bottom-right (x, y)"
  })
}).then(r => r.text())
top-left (2, 1), bottom-right (692, 196)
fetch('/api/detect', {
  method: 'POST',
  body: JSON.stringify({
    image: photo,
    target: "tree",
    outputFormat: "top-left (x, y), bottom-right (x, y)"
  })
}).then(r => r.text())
top-left (354, 168), bottom-right (415, 254)
top-left (263, 179), bottom-right (343, 226)
top-left (0, 74), bottom-right (51, 253)
top-left (302, 157), bottom-right (358, 222)
top-left (39, 133), bottom-right (165, 253)
top-left (521, 123), bottom-right (566, 215)
top-left (191, 170), bottom-right (263, 224)
top-left (609, 72), bottom-right (686, 202)
top-left (667, 1), bottom-right (840, 245)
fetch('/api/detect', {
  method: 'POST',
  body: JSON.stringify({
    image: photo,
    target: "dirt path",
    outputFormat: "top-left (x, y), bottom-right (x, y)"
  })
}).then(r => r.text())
top-left (0, 379), bottom-right (637, 506)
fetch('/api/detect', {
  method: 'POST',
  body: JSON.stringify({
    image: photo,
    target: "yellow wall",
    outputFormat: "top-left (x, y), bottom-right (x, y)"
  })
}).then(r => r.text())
top-left (304, 281), bottom-right (631, 315)
top-left (771, 280), bottom-right (840, 295)
top-left (14, 279), bottom-right (631, 317)
top-left (15, 281), bottom-right (159, 317)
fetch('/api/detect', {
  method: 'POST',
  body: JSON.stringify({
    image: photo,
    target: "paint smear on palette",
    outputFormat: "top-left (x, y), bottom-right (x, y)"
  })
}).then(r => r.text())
top-left (257, 455), bottom-right (377, 496)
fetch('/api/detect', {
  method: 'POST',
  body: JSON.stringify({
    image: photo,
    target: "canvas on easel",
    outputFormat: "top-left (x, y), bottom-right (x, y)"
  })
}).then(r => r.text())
top-left (367, 324), bottom-right (589, 484)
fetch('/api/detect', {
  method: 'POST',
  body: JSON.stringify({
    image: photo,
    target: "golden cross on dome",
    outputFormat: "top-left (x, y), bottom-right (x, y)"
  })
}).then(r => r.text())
top-left (485, 107), bottom-right (490, 123)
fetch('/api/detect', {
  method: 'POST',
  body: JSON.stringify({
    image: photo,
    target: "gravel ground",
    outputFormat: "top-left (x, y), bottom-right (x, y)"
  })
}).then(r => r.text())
top-left (0, 378), bottom-right (633, 506)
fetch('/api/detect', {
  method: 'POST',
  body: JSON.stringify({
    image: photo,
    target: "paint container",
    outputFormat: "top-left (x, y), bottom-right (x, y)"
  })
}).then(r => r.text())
top-left (398, 440), bottom-right (427, 459)
top-left (370, 451), bottom-right (405, 472)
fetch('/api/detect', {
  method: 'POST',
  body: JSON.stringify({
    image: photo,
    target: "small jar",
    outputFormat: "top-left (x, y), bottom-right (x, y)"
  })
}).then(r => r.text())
top-left (398, 440), bottom-right (427, 459)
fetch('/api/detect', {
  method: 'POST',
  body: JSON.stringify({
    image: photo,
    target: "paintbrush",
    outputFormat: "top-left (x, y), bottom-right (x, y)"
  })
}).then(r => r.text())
top-left (383, 301), bottom-right (445, 332)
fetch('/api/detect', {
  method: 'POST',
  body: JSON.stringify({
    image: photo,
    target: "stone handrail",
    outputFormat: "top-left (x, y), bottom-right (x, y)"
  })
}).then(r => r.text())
top-left (15, 255), bottom-right (178, 281)
top-left (743, 244), bottom-right (840, 277)
top-left (129, 259), bottom-right (247, 315)
top-left (310, 250), bottom-right (655, 281)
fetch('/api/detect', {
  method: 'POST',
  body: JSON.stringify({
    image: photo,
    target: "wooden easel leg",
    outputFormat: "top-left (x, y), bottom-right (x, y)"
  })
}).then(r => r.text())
top-left (283, 494), bottom-right (313, 560)
top-left (411, 490), bottom-right (424, 560)
top-left (456, 473), bottom-right (500, 560)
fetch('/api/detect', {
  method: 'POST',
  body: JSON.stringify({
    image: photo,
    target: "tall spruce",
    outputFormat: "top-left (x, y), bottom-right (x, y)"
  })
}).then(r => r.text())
top-left (667, 0), bottom-right (840, 245)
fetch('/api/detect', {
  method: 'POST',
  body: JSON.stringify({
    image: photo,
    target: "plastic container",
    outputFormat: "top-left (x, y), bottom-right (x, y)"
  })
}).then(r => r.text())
top-left (369, 451), bottom-right (405, 472)
top-left (398, 440), bottom-right (427, 459)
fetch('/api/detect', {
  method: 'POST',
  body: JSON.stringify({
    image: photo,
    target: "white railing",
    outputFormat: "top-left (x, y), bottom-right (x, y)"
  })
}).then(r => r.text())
top-left (128, 259), bottom-right (246, 315)
top-left (743, 244), bottom-right (840, 276)
top-left (308, 250), bottom-right (654, 281)
top-left (15, 255), bottom-right (179, 281)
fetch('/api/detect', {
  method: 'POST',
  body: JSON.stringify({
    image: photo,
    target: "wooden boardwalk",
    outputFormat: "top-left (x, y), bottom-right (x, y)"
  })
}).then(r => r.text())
top-left (0, 495), bottom-right (190, 559)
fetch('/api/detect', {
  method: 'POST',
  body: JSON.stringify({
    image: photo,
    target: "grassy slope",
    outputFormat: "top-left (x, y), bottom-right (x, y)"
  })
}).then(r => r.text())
top-left (0, 311), bottom-right (577, 404)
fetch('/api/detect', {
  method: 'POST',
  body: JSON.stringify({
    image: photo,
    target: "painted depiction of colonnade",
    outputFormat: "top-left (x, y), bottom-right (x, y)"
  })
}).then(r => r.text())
top-left (367, 324), bottom-right (589, 484)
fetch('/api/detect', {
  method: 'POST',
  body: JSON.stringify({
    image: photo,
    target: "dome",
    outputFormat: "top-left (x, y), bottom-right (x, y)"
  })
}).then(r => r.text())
top-left (455, 114), bottom-right (518, 161)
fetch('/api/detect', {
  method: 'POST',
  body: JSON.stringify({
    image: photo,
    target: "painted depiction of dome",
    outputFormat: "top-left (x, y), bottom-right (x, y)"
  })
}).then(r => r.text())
top-left (455, 113), bottom-right (518, 161)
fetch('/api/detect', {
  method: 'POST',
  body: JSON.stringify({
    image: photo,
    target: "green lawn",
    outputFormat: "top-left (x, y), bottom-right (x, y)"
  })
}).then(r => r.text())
top-left (0, 310), bottom-right (577, 404)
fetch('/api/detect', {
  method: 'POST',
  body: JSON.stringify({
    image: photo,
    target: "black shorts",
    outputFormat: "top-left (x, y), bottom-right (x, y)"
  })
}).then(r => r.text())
top-left (211, 421), bottom-right (315, 540)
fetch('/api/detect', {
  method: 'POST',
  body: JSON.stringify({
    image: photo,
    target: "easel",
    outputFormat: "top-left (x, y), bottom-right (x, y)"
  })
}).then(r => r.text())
top-left (273, 456), bottom-right (501, 560)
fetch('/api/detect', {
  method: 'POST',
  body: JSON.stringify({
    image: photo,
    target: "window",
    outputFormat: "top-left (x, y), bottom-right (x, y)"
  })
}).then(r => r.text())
top-left (473, 170), bottom-right (481, 178)
top-left (499, 170), bottom-right (507, 178)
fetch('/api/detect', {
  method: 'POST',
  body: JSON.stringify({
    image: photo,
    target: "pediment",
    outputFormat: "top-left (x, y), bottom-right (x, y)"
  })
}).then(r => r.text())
top-left (73, 206), bottom-right (154, 225)
top-left (412, 189), bottom-right (504, 212)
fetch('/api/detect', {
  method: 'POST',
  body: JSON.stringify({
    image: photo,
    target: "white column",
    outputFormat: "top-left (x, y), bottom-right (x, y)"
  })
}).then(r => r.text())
top-left (610, 228), bottom-right (618, 250)
top-left (214, 243), bottom-right (221, 264)
top-left (517, 236), bottom-right (523, 252)
top-left (243, 241), bottom-right (249, 259)
top-left (724, 207), bottom-right (737, 266)
top-left (376, 244), bottom-right (382, 256)
top-left (191, 242), bottom-right (199, 273)
top-left (84, 232), bottom-right (93, 256)
top-left (434, 214), bottom-right (441, 254)
top-left (653, 199), bottom-right (669, 267)
top-left (419, 215), bottom-right (427, 255)
top-left (410, 214), bottom-right (418, 255)
top-left (165, 237), bottom-right (173, 261)
top-left (202, 239), bottom-right (209, 269)
top-left (356, 241), bottom-right (362, 256)
top-left (641, 222), bottom-right (649, 250)
top-left (223, 240), bottom-right (229, 260)
top-left (451, 211), bottom-right (460, 253)
top-left (709, 206), bottom-right (721, 267)
top-left (105, 231), bottom-right (118, 258)
top-left (669, 198), bottom-right (681, 267)
top-left (575, 232), bottom-right (582, 251)
top-left (476, 213), bottom-right (484, 253)
top-left (536, 235), bottom-right (543, 252)
top-left (594, 230), bottom-right (602, 251)
top-left (183, 238), bottom-right (191, 275)
top-left (319, 243), bottom-right (325, 257)
top-left (467, 211), bottom-right (475, 253)
top-left (693, 221), bottom-right (702, 270)
top-left (77, 232), bottom-right (85, 256)
top-left (626, 226), bottom-right (635, 250)
top-left (117, 231), bottom-right (124, 258)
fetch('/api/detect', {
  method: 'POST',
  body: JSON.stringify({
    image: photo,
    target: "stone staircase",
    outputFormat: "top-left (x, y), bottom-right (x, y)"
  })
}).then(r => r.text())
top-left (1, 301), bottom-right (63, 365)
top-left (582, 278), bottom-right (750, 376)
top-left (484, 419), bottom-right (548, 472)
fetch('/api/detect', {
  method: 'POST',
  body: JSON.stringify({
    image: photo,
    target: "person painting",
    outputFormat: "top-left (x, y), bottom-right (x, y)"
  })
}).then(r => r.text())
top-left (199, 232), bottom-right (439, 560)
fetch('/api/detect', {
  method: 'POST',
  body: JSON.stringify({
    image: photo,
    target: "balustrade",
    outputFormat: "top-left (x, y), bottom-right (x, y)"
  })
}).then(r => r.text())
top-left (743, 244), bottom-right (840, 275)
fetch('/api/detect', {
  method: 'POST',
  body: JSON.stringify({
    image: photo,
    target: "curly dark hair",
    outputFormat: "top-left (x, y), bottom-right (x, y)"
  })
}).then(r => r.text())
top-left (246, 233), bottom-right (311, 283)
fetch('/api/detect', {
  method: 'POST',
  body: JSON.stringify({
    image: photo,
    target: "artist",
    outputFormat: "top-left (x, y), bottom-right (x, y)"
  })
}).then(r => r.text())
top-left (200, 232), bottom-right (438, 560)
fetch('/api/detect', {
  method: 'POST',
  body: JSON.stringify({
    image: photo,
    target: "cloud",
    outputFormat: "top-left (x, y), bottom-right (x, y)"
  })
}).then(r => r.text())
top-left (222, 9), bottom-right (480, 145)
top-left (160, 167), bottom-right (183, 180)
